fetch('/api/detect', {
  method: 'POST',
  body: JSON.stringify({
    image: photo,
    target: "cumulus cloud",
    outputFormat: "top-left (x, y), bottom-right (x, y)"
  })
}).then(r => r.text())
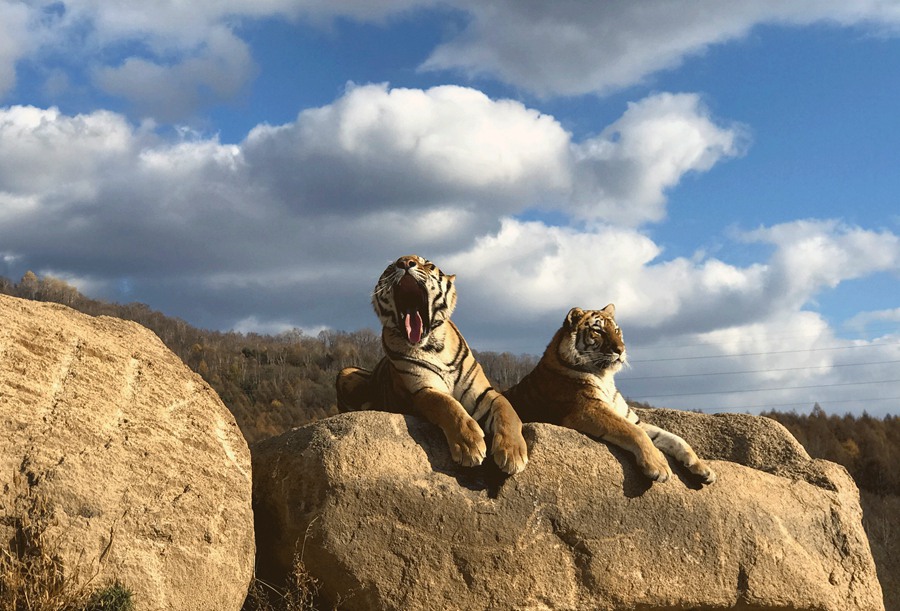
top-left (444, 217), bottom-right (900, 347)
top-left (847, 308), bottom-right (900, 335)
top-left (7, 1), bottom-right (900, 120)
top-left (571, 93), bottom-right (746, 224)
top-left (1, 87), bottom-right (889, 335)
top-left (0, 2), bottom-right (31, 97)
top-left (0, 106), bottom-right (135, 199)
top-left (423, 0), bottom-right (900, 96)
top-left (742, 220), bottom-right (900, 307)
top-left (618, 309), bottom-right (900, 416)
top-left (93, 27), bottom-right (255, 122)
top-left (0, 85), bottom-right (746, 331)
top-left (0, 85), bottom-right (898, 414)
top-left (242, 84), bottom-right (572, 216)
top-left (1, 0), bottom-right (420, 119)
top-left (242, 85), bottom-right (742, 227)
top-left (441, 217), bottom-right (900, 415)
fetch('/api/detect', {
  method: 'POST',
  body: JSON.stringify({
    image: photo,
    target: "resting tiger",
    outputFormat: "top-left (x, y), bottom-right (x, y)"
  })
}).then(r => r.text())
top-left (503, 304), bottom-right (715, 484)
top-left (336, 255), bottom-right (528, 475)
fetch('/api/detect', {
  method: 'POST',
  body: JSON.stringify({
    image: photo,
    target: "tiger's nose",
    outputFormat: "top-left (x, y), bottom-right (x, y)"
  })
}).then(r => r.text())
top-left (395, 256), bottom-right (418, 270)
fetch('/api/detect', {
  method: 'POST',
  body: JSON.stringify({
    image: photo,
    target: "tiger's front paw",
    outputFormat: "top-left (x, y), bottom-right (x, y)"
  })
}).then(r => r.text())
top-left (638, 447), bottom-right (672, 483)
top-left (446, 417), bottom-right (487, 467)
top-left (491, 425), bottom-right (528, 475)
top-left (688, 459), bottom-right (717, 485)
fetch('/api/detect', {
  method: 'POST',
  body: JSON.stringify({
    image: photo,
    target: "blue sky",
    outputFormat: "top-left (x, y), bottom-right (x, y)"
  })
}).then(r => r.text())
top-left (1, 1), bottom-right (899, 416)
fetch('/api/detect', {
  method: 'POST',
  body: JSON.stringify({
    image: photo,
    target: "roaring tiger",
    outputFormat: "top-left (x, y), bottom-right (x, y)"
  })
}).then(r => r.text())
top-left (503, 304), bottom-right (715, 484)
top-left (336, 255), bottom-right (528, 475)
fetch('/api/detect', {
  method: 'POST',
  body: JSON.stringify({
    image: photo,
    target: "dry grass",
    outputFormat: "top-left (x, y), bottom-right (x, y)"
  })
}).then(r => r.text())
top-left (860, 491), bottom-right (900, 611)
top-left (244, 517), bottom-right (335, 611)
top-left (243, 554), bottom-right (322, 611)
top-left (0, 473), bottom-right (133, 611)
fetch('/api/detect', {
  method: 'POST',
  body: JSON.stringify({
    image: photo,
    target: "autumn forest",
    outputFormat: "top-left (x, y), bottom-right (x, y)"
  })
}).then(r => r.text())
top-left (3, 272), bottom-right (898, 601)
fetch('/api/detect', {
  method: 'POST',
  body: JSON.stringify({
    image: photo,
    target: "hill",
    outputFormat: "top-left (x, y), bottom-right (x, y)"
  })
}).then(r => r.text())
top-left (3, 271), bottom-right (897, 607)
top-left (1, 272), bottom-right (894, 491)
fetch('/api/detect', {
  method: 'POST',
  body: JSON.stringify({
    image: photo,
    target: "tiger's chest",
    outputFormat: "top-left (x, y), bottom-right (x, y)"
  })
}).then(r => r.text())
top-left (383, 325), bottom-right (471, 398)
top-left (594, 375), bottom-right (628, 418)
top-left (580, 372), bottom-right (628, 418)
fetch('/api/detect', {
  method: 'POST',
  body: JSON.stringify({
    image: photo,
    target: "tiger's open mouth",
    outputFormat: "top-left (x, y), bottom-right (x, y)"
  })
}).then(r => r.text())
top-left (394, 274), bottom-right (430, 344)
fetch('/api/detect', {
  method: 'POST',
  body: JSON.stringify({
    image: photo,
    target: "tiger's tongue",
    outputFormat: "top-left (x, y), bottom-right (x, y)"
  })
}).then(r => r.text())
top-left (405, 311), bottom-right (423, 344)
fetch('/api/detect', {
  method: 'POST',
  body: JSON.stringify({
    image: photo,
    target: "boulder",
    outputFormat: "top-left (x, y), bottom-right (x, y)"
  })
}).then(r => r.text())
top-left (252, 409), bottom-right (884, 611)
top-left (0, 294), bottom-right (254, 611)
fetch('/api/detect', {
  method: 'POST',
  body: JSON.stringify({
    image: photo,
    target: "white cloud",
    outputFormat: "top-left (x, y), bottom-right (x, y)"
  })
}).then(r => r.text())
top-left (243, 86), bottom-right (743, 228)
top-left (571, 92), bottom-right (746, 225)
top-left (1, 90), bottom-right (883, 334)
top-left (0, 87), bottom-right (897, 414)
top-left (444, 217), bottom-right (899, 351)
top-left (846, 308), bottom-right (900, 335)
top-left (243, 83), bottom-right (572, 215)
top-left (8, 0), bottom-right (900, 121)
top-left (0, 2), bottom-right (30, 97)
top-left (742, 220), bottom-right (900, 306)
top-left (0, 105), bottom-right (135, 200)
top-left (93, 27), bottom-right (255, 122)
top-left (423, 0), bottom-right (900, 96)
top-left (0, 0), bottom-right (442, 119)
top-left (232, 315), bottom-right (315, 336)
top-left (618, 310), bottom-right (900, 416)
top-left (440, 216), bottom-right (900, 416)
top-left (0, 86), bottom-right (744, 338)
top-left (64, 0), bottom-right (436, 38)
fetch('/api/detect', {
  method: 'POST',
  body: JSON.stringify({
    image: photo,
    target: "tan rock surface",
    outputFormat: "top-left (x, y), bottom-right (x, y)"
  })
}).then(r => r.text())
top-left (253, 410), bottom-right (884, 611)
top-left (0, 294), bottom-right (254, 611)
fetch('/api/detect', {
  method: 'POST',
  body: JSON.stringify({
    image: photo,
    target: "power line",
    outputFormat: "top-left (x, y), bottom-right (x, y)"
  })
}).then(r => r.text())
top-left (630, 340), bottom-right (900, 364)
top-left (618, 358), bottom-right (900, 382)
top-left (628, 378), bottom-right (900, 400)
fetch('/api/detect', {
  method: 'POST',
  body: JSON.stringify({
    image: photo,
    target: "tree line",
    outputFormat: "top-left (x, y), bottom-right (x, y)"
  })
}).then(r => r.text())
top-left (2, 272), bottom-right (897, 497)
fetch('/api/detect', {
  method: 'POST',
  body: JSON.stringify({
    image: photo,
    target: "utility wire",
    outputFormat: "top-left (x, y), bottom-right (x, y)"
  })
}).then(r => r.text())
top-left (630, 340), bottom-right (900, 364)
top-left (618, 358), bottom-right (900, 382)
top-left (628, 377), bottom-right (900, 400)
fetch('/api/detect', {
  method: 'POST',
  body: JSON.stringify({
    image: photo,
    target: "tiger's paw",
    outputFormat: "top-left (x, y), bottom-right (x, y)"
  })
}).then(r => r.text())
top-left (688, 459), bottom-right (717, 485)
top-left (446, 418), bottom-right (487, 467)
top-left (491, 427), bottom-right (528, 475)
top-left (638, 447), bottom-right (672, 483)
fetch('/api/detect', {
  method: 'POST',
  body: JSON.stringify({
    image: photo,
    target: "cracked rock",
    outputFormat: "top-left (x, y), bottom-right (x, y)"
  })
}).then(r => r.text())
top-left (0, 294), bottom-right (254, 611)
top-left (253, 410), bottom-right (883, 611)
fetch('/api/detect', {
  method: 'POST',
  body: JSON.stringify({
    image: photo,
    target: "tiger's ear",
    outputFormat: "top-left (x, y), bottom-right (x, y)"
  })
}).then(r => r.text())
top-left (601, 303), bottom-right (616, 318)
top-left (446, 274), bottom-right (456, 284)
top-left (565, 307), bottom-right (584, 329)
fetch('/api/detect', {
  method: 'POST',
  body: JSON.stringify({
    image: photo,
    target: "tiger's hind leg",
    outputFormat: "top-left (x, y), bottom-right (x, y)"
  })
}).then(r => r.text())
top-left (639, 423), bottom-right (716, 484)
top-left (336, 367), bottom-right (374, 412)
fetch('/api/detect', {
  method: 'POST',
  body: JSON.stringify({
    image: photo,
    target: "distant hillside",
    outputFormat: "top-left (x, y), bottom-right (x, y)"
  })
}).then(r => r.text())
top-left (2, 272), bottom-right (896, 495)
top-left (0, 272), bottom-right (536, 445)
top-left (5, 272), bottom-right (898, 605)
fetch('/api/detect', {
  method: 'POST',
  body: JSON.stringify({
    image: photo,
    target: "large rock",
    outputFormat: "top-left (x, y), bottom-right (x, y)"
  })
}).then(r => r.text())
top-left (252, 410), bottom-right (884, 611)
top-left (0, 294), bottom-right (254, 611)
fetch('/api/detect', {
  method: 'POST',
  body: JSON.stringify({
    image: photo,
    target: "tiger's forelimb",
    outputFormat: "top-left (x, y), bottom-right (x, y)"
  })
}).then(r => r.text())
top-left (562, 404), bottom-right (673, 482)
top-left (638, 422), bottom-right (717, 484)
top-left (411, 388), bottom-right (487, 467)
top-left (481, 391), bottom-right (528, 474)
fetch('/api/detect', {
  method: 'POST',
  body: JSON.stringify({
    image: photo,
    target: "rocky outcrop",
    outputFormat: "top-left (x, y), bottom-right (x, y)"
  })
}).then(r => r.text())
top-left (252, 409), bottom-right (884, 611)
top-left (0, 294), bottom-right (254, 611)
